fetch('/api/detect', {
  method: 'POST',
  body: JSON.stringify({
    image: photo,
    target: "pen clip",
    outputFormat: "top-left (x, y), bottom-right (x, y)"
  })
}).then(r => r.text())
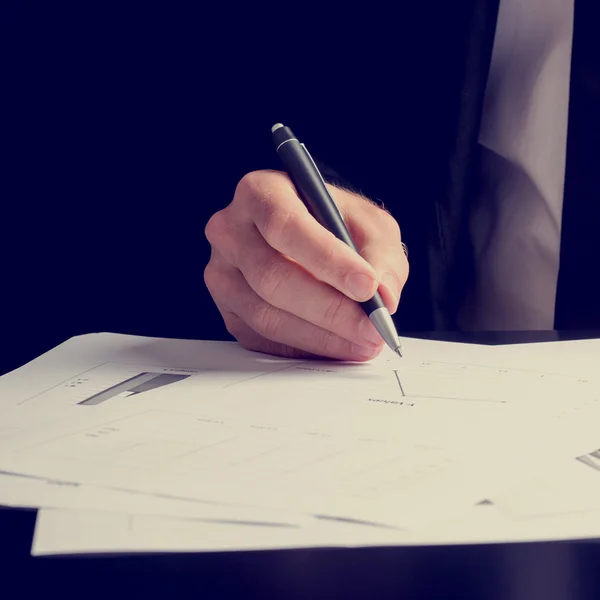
top-left (301, 143), bottom-right (347, 224)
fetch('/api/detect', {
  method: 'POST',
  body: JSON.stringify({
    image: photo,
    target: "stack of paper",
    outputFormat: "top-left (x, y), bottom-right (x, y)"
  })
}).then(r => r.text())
top-left (2, 332), bottom-right (600, 556)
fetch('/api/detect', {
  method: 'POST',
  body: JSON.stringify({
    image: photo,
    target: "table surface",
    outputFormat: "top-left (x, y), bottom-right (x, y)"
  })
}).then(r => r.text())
top-left (3, 330), bottom-right (600, 600)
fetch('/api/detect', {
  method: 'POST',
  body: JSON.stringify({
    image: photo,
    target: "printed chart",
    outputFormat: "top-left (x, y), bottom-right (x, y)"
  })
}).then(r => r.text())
top-left (18, 363), bottom-right (201, 408)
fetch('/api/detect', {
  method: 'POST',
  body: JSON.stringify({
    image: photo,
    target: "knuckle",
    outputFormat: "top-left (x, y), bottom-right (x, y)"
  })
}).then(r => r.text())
top-left (261, 206), bottom-right (296, 248)
top-left (322, 293), bottom-right (348, 328)
top-left (203, 261), bottom-right (220, 293)
top-left (203, 260), bottom-right (234, 302)
top-left (365, 200), bottom-right (401, 235)
top-left (392, 263), bottom-right (409, 293)
top-left (204, 210), bottom-right (228, 246)
top-left (238, 171), bottom-right (303, 251)
top-left (236, 170), bottom-right (268, 198)
top-left (312, 328), bottom-right (340, 357)
top-left (400, 260), bottom-right (410, 286)
top-left (377, 207), bottom-right (401, 236)
top-left (253, 258), bottom-right (286, 300)
top-left (388, 215), bottom-right (402, 238)
top-left (235, 170), bottom-right (282, 210)
top-left (203, 263), bottom-right (236, 307)
top-left (251, 302), bottom-right (283, 339)
top-left (313, 241), bottom-right (338, 276)
top-left (395, 250), bottom-right (410, 289)
top-left (223, 314), bottom-right (245, 340)
top-left (388, 263), bottom-right (409, 295)
top-left (237, 173), bottom-right (289, 242)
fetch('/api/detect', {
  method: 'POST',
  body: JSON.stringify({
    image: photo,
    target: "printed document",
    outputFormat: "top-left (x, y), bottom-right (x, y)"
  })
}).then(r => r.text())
top-left (3, 333), bottom-right (600, 536)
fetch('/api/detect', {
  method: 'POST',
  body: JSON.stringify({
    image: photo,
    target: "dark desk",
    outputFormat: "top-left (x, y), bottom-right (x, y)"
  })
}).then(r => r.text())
top-left (3, 330), bottom-right (600, 600)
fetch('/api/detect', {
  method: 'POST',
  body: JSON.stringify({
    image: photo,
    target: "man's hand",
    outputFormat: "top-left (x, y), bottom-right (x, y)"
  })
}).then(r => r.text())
top-left (204, 170), bottom-right (409, 361)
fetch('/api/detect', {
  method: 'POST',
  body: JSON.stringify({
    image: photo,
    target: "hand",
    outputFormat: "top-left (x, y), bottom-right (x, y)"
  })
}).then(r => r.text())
top-left (204, 170), bottom-right (409, 361)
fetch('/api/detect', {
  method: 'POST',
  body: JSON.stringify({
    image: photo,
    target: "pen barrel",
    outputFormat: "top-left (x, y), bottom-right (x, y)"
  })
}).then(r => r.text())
top-left (278, 140), bottom-right (387, 316)
top-left (276, 138), bottom-right (358, 253)
top-left (274, 126), bottom-right (390, 320)
top-left (360, 294), bottom-right (386, 315)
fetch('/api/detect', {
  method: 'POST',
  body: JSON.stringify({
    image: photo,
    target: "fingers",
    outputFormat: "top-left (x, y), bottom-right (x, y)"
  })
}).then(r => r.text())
top-left (204, 258), bottom-right (384, 362)
top-left (341, 198), bottom-right (409, 314)
top-left (213, 220), bottom-right (385, 348)
top-left (234, 172), bottom-right (378, 302)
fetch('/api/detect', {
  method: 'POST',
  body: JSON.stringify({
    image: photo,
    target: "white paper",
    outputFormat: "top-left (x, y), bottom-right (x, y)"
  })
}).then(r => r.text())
top-left (492, 444), bottom-right (600, 519)
top-left (0, 336), bottom-right (517, 526)
top-left (30, 507), bottom-right (406, 555)
top-left (4, 333), bottom-right (600, 532)
top-left (0, 472), bottom-right (311, 527)
top-left (31, 502), bottom-right (600, 556)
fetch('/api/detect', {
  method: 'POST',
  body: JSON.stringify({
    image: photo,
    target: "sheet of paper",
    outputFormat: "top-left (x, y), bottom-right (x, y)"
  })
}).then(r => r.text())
top-left (4, 334), bottom-right (600, 531)
top-left (0, 472), bottom-right (311, 527)
top-left (0, 334), bottom-right (510, 527)
top-left (30, 507), bottom-right (409, 556)
top-left (31, 502), bottom-right (600, 556)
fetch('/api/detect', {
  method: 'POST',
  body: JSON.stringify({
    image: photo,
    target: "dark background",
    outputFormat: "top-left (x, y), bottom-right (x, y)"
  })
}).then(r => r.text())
top-left (1, 1), bottom-right (495, 373)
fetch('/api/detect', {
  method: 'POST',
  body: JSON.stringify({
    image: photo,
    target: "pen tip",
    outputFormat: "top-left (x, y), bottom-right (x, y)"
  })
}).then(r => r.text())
top-left (271, 123), bottom-right (284, 133)
top-left (394, 347), bottom-right (403, 358)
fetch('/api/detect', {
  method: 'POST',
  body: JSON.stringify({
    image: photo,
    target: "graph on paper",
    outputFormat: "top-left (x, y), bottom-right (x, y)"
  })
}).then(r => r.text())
top-left (18, 363), bottom-right (201, 408)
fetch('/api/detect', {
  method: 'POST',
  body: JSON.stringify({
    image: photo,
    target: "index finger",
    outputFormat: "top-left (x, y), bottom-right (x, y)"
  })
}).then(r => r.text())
top-left (237, 171), bottom-right (378, 302)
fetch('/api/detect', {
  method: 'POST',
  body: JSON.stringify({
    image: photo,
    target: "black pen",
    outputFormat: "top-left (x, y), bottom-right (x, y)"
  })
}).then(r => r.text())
top-left (271, 123), bottom-right (403, 358)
